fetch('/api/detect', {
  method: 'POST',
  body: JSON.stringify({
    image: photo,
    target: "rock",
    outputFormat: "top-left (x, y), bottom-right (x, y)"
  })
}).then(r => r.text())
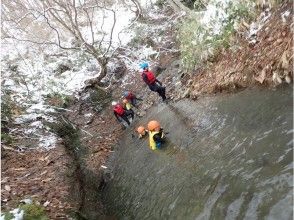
top-left (254, 67), bottom-right (267, 84)
top-left (272, 71), bottom-right (282, 84)
top-left (182, 88), bottom-right (191, 98)
top-left (4, 185), bottom-right (11, 192)
top-left (267, 37), bottom-right (274, 42)
top-left (187, 79), bottom-right (193, 86)
top-left (280, 51), bottom-right (289, 70)
top-left (190, 91), bottom-right (199, 100)
top-left (276, 38), bottom-right (283, 44)
top-left (285, 75), bottom-right (291, 84)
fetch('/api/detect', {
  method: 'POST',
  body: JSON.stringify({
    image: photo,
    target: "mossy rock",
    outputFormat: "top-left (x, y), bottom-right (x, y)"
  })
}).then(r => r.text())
top-left (20, 203), bottom-right (48, 220)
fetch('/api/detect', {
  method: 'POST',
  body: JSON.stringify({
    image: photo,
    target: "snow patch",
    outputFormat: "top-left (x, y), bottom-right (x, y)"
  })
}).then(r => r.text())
top-left (281, 10), bottom-right (290, 23)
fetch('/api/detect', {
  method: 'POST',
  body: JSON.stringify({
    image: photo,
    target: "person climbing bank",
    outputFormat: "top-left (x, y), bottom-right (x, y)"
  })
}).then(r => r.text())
top-left (112, 101), bottom-right (134, 127)
top-left (122, 91), bottom-right (142, 107)
top-left (139, 62), bottom-right (167, 101)
top-left (147, 120), bottom-right (165, 150)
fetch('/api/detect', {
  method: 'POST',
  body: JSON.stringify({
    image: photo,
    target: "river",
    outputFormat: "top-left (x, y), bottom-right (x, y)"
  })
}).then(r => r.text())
top-left (102, 86), bottom-right (293, 220)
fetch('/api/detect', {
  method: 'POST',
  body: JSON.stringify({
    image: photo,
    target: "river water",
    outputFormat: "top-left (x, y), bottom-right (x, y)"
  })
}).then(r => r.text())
top-left (102, 86), bottom-right (293, 220)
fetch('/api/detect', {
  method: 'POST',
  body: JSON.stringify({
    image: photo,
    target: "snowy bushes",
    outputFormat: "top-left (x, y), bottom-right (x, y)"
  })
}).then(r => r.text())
top-left (1, 202), bottom-right (48, 220)
top-left (178, 0), bottom-right (255, 71)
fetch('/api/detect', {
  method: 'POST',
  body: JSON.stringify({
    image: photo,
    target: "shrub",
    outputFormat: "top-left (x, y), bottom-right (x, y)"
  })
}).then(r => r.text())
top-left (2, 203), bottom-right (48, 220)
top-left (20, 203), bottom-right (48, 220)
top-left (45, 93), bottom-right (73, 108)
top-left (178, 0), bottom-right (255, 71)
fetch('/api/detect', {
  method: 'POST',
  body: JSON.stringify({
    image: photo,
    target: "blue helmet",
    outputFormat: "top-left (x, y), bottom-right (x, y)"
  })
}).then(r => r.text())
top-left (139, 62), bottom-right (149, 69)
top-left (122, 91), bottom-right (129, 97)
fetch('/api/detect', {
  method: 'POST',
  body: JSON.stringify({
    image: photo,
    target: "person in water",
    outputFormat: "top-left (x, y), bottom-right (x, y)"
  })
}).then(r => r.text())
top-left (139, 62), bottom-right (167, 102)
top-left (147, 120), bottom-right (165, 150)
top-left (136, 126), bottom-right (148, 139)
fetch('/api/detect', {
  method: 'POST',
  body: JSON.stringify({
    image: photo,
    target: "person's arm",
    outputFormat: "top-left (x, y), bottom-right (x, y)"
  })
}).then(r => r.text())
top-left (153, 133), bottom-right (163, 148)
top-left (155, 79), bottom-right (162, 86)
top-left (153, 133), bottom-right (163, 143)
top-left (142, 73), bottom-right (149, 85)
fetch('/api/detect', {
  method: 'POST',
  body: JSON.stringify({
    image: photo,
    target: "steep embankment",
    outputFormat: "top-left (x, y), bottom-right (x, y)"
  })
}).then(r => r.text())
top-left (63, 3), bottom-right (292, 218)
top-left (1, 2), bottom-right (292, 219)
top-left (179, 2), bottom-right (293, 99)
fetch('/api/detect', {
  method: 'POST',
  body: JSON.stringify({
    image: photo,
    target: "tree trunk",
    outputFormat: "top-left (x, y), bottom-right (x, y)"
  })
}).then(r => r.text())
top-left (95, 56), bottom-right (109, 82)
top-left (130, 0), bottom-right (144, 20)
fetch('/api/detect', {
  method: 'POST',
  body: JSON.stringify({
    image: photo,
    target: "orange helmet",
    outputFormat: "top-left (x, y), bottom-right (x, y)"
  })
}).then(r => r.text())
top-left (147, 120), bottom-right (160, 131)
top-left (123, 99), bottom-right (128, 104)
top-left (137, 126), bottom-right (146, 135)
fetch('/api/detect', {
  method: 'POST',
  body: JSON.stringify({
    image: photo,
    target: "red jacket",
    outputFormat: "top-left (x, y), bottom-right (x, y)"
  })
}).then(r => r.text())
top-left (113, 104), bottom-right (125, 116)
top-left (142, 70), bottom-right (156, 85)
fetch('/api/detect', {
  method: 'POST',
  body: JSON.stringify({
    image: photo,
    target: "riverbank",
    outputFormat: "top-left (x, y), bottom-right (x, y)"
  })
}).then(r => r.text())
top-left (1, 1), bottom-right (292, 218)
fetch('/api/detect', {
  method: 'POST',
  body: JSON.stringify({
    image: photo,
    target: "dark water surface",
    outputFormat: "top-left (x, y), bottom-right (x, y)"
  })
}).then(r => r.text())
top-left (103, 87), bottom-right (293, 220)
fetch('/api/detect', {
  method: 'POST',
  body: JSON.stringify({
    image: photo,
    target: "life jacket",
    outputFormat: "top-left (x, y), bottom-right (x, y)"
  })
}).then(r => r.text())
top-left (113, 104), bottom-right (125, 116)
top-left (142, 70), bottom-right (156, 85)
top-left (125, 102), bottom-right (132, 110)
top-left (149, 131), bottom-right (164, 150)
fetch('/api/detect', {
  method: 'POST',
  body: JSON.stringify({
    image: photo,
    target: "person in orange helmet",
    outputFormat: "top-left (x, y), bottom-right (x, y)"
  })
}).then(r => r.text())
top-left (136, 126), bottom-right (148, 139)
top-left (147, 120), bottom-right (165, 150)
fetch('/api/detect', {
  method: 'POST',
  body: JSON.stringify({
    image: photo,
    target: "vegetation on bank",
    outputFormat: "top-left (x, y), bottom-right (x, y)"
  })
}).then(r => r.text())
top-left (2, 202), bottom-right (48, 220)
top-left (177, 0), bottom-right (255, 71)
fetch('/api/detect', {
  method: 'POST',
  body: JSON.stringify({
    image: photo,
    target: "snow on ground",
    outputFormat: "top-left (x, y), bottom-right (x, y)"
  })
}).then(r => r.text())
top-left (1, 1), bottom-right (163, 149)
top-left (247, 8), bottom-right (272, 44)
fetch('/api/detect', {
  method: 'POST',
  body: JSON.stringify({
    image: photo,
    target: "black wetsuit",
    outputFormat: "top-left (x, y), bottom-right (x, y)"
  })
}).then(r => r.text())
top-left (114, 109), bottom-right (134, 125)
top-left (142, 73), bottom-right (166, 101)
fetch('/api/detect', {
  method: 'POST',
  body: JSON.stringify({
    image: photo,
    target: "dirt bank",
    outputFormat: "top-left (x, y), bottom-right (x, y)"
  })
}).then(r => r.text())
top-left (1, 145), bottom-right (78, 219)
top-left (180, 2), bottom-right (293, 99)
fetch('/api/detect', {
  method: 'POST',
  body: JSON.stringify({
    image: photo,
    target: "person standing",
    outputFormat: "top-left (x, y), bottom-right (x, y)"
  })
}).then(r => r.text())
top-left (139, 62), bottom-right (167, 101)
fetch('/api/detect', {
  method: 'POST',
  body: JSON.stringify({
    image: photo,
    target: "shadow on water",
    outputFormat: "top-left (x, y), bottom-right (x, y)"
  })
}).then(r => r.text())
top-left (102, 86), bottom-right (293, 220)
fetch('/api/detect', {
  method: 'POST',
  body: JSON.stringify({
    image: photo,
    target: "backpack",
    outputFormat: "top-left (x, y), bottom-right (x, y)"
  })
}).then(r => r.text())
top-left (113, 104), bottom-right (125, 116)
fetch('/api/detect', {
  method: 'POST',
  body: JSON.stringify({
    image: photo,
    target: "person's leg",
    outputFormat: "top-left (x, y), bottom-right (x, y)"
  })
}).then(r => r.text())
top-left (157, 85), bottom-right (166, 101)
top-left (121, 114), bottom-right (130, 125)
top-left (131, 98), bottom-right (137, 107)
top-left (126, 109), bottom-right (135, 119)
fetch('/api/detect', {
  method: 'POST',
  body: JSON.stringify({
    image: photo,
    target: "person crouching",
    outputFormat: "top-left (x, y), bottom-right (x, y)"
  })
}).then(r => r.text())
top-left (112, 101), bottom-right (134, 128)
